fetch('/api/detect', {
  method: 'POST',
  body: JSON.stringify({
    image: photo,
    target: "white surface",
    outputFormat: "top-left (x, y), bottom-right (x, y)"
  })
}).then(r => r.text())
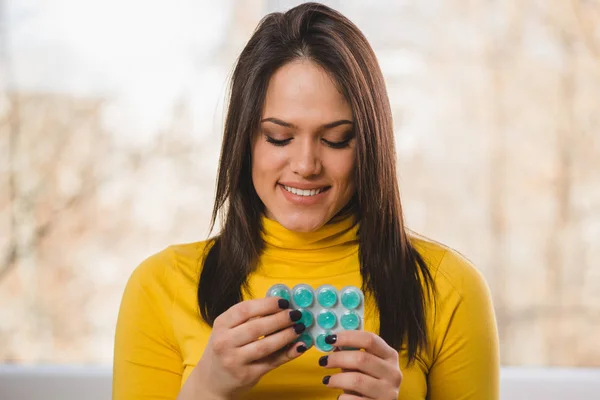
top-left (0, 365), bottom-right (111, 400)
top-left (0, 366), bottom-right (599, 399)
top-left (499, 367), bottom-right (600, 399)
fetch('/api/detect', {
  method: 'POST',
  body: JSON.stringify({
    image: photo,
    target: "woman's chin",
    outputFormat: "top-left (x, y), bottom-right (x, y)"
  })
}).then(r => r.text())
top-left (275, 212), bottom-right (329, 233)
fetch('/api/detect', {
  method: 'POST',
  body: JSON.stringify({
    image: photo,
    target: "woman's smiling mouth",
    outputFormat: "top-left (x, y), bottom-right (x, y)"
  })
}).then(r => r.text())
top-left (278, 183), bottom-right (332, 204)
top-left (281, 185), bottom-right (330, 197)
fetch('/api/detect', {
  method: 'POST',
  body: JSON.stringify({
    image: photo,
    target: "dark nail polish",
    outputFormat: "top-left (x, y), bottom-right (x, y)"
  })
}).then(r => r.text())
top-left (325, 334), bottom-right (337, 345)
top-left (297, 344), bottom-right (307, 353)
top-left (318, 355), bottom-right (328, 366)
top-left (293, 323), bottom-right (306, 334)
top-left (322, 375), bottom-right (330, 385)
top-left (289, 309), bottom-right (302, 322)
top-left (278, 298), bottom-right (290, 309)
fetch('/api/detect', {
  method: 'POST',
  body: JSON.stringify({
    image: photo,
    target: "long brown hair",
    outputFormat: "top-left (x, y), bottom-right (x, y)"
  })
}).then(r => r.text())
top-left (198, 2), bottom-right (434, 363)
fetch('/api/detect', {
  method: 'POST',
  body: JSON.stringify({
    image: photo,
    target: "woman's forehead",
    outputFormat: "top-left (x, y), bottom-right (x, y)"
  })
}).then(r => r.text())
top-left (262, 60), bottom-right (352, 126)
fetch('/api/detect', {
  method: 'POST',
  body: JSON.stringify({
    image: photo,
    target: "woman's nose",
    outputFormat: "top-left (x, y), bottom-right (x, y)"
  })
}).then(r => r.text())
top-left (290, 140), bottom-right (322, 177)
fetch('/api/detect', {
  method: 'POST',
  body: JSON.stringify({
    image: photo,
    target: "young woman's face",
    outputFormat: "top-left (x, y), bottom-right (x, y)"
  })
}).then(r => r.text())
top-left (251, 59), bottom-right (356, 233)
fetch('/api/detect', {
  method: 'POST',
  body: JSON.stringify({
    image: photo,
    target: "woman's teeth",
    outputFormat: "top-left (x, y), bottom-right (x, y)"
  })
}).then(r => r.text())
top-left (282, 185), bottom-right (327, 197)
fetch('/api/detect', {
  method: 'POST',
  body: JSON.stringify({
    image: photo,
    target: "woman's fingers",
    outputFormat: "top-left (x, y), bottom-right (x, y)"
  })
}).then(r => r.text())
top-left (238, 321), bottom-right (306, 363)
top-left (324, 372), bottom-right (381, 398)
top-left (319, 350), bottom-right (389, 380)
top-left (214, 297), bottom-right (290, 329)
top-left (228, 308), bottom-right (302, 347)
top-left (337, 394), bottom-right (373, 400)
top-left (321, 333), bottom-right (403, 398)
top-left (325, 331), bottom-right (398, 362)
top-left (251, 340), bottom-right (308, 376)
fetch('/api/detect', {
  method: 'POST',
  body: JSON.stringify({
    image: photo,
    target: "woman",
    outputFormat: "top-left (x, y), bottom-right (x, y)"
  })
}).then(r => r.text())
top-left (113, 3), bottom-right (499, 399)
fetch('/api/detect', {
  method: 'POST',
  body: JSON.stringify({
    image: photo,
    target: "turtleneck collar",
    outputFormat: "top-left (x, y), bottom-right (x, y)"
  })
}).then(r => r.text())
top-left (256, 213), bottom-right (360, 278)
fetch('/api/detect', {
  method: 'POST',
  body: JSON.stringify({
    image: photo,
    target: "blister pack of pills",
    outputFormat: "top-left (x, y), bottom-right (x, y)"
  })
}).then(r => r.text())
top-left (266, 284), bottom-right (364, 352)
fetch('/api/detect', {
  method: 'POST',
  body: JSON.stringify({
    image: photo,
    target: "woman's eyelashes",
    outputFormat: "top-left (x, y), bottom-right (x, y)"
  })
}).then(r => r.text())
top-left (265, 136), bottom-right (292, 146)
top-left (322, 137), bottom-right (353, 149)
top-left (264, 133), bottom-right (354, 149)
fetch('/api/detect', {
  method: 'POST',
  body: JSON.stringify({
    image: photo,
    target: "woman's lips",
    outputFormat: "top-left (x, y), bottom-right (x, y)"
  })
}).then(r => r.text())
top-left (278, 184), bottom-right (331, 206)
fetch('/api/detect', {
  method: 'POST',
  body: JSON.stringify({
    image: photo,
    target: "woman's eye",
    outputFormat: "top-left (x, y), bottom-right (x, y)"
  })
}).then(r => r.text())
top-left (264, 134), bottom-right (353, 148)
top-left (265, 136), bottom-right (291, 146)
top-left (322, 137), bottom-right (352, 149)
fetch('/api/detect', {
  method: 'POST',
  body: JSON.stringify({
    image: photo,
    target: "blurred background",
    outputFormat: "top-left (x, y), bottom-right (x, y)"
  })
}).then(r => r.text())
top-left (0, 0), bottom-right (599, 369)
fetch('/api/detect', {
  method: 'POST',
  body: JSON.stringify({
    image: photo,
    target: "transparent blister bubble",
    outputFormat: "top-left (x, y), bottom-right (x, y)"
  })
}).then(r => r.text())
top-left (266, 283), bottom-right (364, 352)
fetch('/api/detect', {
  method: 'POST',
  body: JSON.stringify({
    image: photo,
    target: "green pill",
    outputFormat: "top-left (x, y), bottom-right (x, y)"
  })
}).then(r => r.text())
top-left (341, 288), bottom-right (361, 310)
top-left (316, 332), bottom-right (334, 352)
top-left (293, 286), bottom-right (314, 308)
top-left (295, 333), bottom-right (313, 349)
top-left (297, 309), bottom-right (314, 328)
top-left (317, 287), bottom-right (337, 308)
top-left (317, 310), bottom-right (337, 330)
top-left (269, 287), bottom-right (290, 302)
top-left (340, 311), bottom-right (360, 330)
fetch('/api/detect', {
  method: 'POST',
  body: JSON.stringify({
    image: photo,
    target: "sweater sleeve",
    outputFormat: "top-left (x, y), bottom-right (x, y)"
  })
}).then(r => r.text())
top-left (427, 249), bottom-right (500, 400)
top-left (113, 248), bottom-right (183, 399)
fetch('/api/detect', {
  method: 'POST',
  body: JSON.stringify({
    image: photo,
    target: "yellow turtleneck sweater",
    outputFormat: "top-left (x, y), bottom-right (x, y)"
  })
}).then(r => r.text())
top-left (113, 215), bottom-right (499, 399)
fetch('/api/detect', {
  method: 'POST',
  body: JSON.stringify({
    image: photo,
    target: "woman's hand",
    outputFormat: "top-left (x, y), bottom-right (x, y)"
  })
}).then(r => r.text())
top-left (180, 297), bottom-right (307, 400)
top-left (318, 331), bottom-right (403, 400)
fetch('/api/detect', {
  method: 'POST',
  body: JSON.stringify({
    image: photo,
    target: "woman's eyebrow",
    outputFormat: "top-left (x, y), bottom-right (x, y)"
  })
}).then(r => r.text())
top-left (260, 117), bottom-right (354, 130)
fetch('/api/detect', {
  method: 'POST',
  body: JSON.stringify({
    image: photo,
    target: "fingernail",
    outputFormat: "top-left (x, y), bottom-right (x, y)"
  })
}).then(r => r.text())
top-left (297, 344), bottom-right (307, 353)
top-left (289, 309), bottom-right (302, 322)
top-left (278, 298), bottom-right (290, 309)
top-left (318, 355), bottom-right (328, 366)
top-left (325, 334), bottom-right (337, 344)
top-left (293, 323), bottom-right (306, 334)
top-left (322, 375), bottom-right (330, 385)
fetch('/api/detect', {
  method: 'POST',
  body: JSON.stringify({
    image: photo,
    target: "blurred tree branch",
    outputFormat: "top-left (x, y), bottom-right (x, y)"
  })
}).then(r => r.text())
top-left (0, 93), bottom-right (112, 285)
top-left (0, 0), bottom-right (20, 284)
top-left (506, 304), bottom-right (600, 323)
top-left (0, 179), bottom-right (97, 281)
top-left (484, 0), bottom-right (525, 353)
top-left (571, 0), bottom-right (600, 63)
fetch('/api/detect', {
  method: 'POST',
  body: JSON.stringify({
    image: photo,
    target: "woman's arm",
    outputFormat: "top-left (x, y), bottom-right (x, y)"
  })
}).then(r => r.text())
top-left (427, 250), bottom-right (500, 400)
top-left (113, 249), bottom-right (183, 400)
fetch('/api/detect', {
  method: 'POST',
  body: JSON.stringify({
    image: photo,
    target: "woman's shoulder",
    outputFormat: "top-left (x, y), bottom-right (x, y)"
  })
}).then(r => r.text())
top-left (409, 233), bottom-right (490, 299)
top-left (127, 239), bottom-right (215, 292)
